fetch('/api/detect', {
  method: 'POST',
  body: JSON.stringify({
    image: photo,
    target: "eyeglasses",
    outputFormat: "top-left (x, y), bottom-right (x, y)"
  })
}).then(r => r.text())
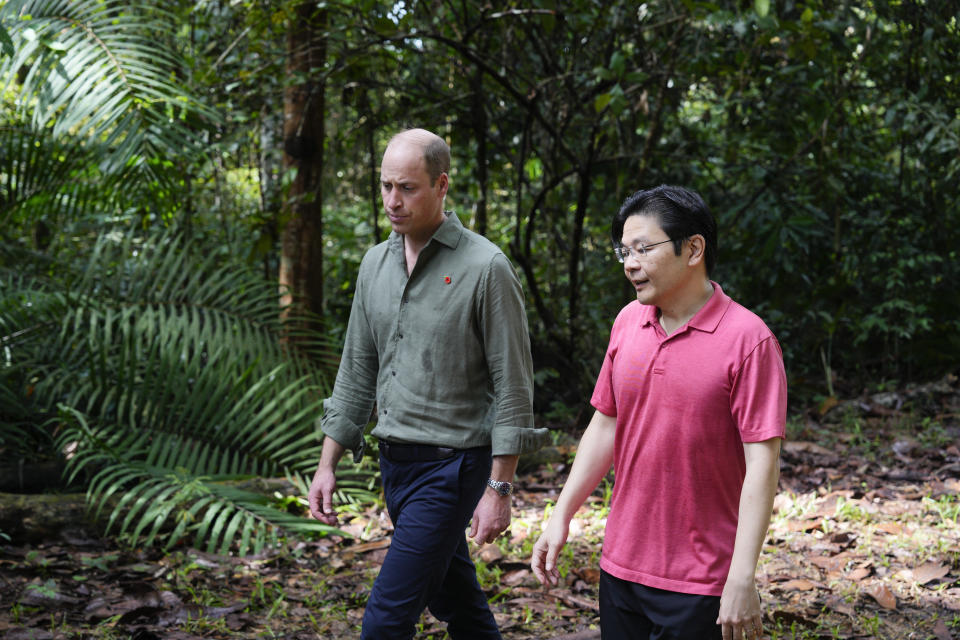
top-left (614, 239), bottom-right (673, 263)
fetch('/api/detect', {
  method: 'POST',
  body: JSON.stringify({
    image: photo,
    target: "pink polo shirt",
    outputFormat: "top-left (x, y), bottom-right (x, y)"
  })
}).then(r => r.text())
top-left (591, 282), bottom-right (786, 596)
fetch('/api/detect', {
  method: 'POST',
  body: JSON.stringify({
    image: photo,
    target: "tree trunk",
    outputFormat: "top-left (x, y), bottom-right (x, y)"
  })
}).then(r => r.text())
top-left (279, 3), bottom-right (327, 331)
top-left (472, 67), bottom-right (488, 236)
top-left (366, 91), bottom-right (381, 244)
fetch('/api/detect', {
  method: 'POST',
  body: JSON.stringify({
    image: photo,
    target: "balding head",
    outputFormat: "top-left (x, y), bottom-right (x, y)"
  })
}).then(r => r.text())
top-left (386, 129), bottom-right (450, 186)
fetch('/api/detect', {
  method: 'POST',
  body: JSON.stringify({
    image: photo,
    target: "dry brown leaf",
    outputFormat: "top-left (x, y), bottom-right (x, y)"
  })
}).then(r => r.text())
top-left (874, 521), bottom-right (903, 535)
top-left (912, 562), bottom-right (950, 585)
top-left (824, 594), bottom-right (855, 616)
top-left (780, 579), bottom-right (819, 591)
top-left (478, 543), bottom-right (503, 564)
top-left (933, 619), bottom-right (953, 640)
top-left (809, 554), bottom-right (847, 572)
top-left (863, 583), bottom-right (897, 610)
top-left (783, 441), bottom-right (835, 456)
top-left (501, 569), bottom-right (530, 586)
top-left (509, 528), bottom-right (530, 545)
top-left (345, 538), bottom-right (391, 554)
top-left (846, 567), bottom-right (871, 582)
top-left (818, 396), bottom-right (839, 415)
top-left (576, 567), bottom-right (601, 584)
top-left (545, 589), bottom-right (601, 612)
top-left (770, 609), bottom-right (816, 627)
top-left (828, 531), bottom-right (857, 545)
top-left (786, 517), bottom-right (823, 533)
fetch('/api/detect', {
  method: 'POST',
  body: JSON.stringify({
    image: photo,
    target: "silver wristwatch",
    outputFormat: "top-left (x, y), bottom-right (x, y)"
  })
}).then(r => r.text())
top-left (486, 478), bottom-right (514, 496)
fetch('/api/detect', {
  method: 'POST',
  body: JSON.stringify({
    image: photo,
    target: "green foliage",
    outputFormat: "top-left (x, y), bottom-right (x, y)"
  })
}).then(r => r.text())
top-left (0, 0), bottom-right (222, 256)
top-left (299, 0), bottom-right (958, 409)
top-left (0, 0), bottom-right (215, 171)
top-left (2, 1), bottom-right (958, 559)
top-left (1, 229), bottom-right (372, 554)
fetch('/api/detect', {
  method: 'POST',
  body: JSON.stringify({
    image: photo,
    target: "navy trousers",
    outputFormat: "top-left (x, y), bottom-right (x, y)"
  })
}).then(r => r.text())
top-left (360, 447), bottom-right (501, 639)
top-left (599, 570), bottom-right (722, 640)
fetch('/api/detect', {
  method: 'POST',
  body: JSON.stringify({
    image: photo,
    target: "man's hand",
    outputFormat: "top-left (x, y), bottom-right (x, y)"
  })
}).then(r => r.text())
top-left (307, 436), bottom-right (347, 526)
top-left (717, 577), bottom-right (763, 639)
top-left (530, 516), bottom-right (568, 587)
top-left (307, 464), bottom-right (339, 525)
top-left (468, 489), bottom-right (511, 544)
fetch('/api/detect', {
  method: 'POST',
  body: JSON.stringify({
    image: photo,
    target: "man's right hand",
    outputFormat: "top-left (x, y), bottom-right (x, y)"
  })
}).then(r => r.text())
top-left (307, 436), bottom-right (347, 525)
top-left (530, 516), bottom-right (569, 587)
top-left (307, 464), bottom-right (339, 525)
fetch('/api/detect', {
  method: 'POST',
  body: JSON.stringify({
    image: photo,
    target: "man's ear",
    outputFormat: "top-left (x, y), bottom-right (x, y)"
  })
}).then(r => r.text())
top-left (436, 172), bottom-right (449, 199)
top-left (686, 234), bottom-right (706, 267)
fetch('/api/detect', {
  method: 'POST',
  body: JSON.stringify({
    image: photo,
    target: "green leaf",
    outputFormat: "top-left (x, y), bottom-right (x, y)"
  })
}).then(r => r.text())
top-left (594, 92), bottom-right (613, 113)
top-left (8, 226), bottom-right (357, 556)
top-left (0, 25), bottom-right (14, 57)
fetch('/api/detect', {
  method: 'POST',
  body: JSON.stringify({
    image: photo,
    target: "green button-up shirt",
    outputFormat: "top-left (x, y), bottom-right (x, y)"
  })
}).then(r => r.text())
top-left (320, 211), bottom-right (547, 461)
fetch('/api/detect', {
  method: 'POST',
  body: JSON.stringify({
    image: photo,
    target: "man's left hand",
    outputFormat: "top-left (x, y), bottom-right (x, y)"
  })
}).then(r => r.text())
top-left (717, 577), bottom-right (764, 639)
top-left (468, 489), bottom-right (511, 544)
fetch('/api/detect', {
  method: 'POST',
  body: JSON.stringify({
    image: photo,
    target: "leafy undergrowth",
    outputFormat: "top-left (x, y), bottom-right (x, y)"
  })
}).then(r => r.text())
top-left (2, 376), bottom-right (959, 640)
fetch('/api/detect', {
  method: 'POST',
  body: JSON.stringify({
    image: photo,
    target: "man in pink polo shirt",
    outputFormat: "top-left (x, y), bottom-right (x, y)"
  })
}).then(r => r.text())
top-left (531, 185), bottom-right (786, 640)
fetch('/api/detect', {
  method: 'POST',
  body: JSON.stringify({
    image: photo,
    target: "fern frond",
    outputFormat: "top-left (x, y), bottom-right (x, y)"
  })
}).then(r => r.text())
top-left (0, 0), bottom-right (218, 173)
top-left (28, 229), bottom-right (361, 556)
top-left (0, 124), bottom-right (116, 231)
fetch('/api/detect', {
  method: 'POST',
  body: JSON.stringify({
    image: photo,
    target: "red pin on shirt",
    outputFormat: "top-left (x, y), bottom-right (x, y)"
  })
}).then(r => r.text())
top-left (444, 276), bottom-right (452, 284)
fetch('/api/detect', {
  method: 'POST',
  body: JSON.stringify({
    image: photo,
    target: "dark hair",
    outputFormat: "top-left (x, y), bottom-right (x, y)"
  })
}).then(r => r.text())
top-left (610, 185), bottom-right (718, 276)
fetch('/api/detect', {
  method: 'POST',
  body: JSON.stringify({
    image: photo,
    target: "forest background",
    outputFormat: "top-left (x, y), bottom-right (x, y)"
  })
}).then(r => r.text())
top-left (0, 0), bottom-right (958, 621)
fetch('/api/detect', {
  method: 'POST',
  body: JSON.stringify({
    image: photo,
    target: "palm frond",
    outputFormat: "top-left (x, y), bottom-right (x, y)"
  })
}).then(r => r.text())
top-left (0, 0), bottom-right (218, 175)
top-left (6, 227), bottom-right (368, 554)
top-left (57, 406), bottom-right (345, 556)
top-left (0, 123), bottom-right (117, 232)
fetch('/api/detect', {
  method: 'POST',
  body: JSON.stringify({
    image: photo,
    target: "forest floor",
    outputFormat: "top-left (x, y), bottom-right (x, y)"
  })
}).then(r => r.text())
top-left (2, 374), bottom-right (960, 640)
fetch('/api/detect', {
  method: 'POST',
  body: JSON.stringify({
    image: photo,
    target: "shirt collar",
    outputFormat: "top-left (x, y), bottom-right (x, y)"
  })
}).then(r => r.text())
top-left (687, 281), bottom-right (731, 333)
top-left (431, 211), bottom-right (464, 249)
top-left (387, 210), bottom-right (463, 253)
top-left (638, 280), bottom-right (731, 333)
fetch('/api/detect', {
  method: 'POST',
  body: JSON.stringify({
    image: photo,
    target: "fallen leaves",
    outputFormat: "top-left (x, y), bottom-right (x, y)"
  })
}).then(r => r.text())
top-left (863, 583), bottom-right (897, 610)
top-left (777, 578), bottom-right (820, 591)
top-left (2, 375), bottom-right (960, 639)
top-left (908, 561), bottom-right (951, 585)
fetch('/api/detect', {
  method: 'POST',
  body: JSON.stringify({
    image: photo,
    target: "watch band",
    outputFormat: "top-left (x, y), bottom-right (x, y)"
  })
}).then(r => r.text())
top-left (486, 478), bottom-right (514, 496)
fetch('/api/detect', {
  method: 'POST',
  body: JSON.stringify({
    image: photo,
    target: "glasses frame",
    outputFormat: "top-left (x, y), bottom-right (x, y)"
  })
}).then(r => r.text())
top-left (614, 238), bottom-right (674, 263)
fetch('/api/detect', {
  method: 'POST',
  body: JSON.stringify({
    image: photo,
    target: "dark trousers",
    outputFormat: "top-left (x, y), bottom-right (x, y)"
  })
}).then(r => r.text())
top-left (360, 447), bottom-right (500, 640)
top-left (599, 570), bottom-right (722, 640)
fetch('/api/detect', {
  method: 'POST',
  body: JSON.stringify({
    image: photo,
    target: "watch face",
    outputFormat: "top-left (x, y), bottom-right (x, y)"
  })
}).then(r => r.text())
top-left (488, 479), bottom-right (511, 495)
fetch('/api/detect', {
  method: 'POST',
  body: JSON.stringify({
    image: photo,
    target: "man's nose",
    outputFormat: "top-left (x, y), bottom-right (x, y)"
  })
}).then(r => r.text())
top-left (384, 188), bottom-right (401, 209)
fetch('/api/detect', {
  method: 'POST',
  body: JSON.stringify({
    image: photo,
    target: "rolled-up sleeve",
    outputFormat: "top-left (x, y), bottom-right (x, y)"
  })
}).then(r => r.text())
top-left (319, 271), bottom-right (379, 462)
top-left (479, 253), bottom-right (548, 456)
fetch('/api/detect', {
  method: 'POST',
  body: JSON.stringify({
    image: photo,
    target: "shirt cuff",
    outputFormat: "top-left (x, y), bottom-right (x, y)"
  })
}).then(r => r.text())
top-left (490, 426), bottom-right (550, 457)
top-left (319, 398), bottom-right (368, 463)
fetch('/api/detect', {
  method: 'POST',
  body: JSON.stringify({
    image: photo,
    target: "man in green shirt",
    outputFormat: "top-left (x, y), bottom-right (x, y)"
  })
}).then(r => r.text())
top-left (307, 128), bottom-right (546, 639)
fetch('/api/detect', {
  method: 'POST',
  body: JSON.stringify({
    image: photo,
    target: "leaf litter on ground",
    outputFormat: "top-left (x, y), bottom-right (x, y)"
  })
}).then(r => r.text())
top-left (1, 374), bottom-right (959, 639)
